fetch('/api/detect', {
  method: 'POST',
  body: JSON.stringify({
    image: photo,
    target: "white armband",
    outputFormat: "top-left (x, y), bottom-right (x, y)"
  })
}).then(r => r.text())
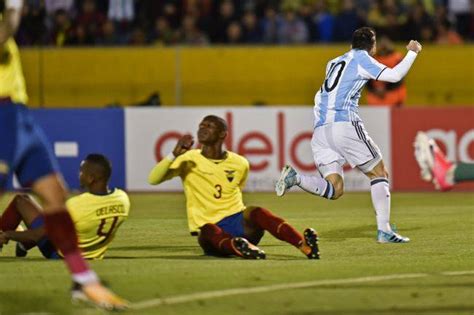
top-left (6, 0), bottom-right (23, 10)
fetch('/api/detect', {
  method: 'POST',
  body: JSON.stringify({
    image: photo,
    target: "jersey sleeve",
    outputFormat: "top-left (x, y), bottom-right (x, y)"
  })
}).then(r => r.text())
top-left (357, 52), bottom-right (387, 80)
top-left (238, 158), bottom-right (250, 190)
top-left (148, 153), bottom-right (190, 185)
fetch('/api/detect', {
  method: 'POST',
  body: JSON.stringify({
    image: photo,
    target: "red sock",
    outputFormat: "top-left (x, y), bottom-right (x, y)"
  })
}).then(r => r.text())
top-left (249, 207), bottom-right (303, 247)
top-left (44, 210), bottom-right (90, 275)
top-left (0, 197), bottom-right (22, 231)
top-left (199, 223), bottom-right (239, 256)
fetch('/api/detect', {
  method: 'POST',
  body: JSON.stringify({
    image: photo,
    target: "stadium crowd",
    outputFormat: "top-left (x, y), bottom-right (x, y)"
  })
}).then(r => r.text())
top-left (10, 0), bottom-right (473, 46)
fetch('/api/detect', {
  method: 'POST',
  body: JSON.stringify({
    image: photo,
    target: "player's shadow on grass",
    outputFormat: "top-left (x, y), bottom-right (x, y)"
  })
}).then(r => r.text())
top-left (0, 291), bottom-right (71, 314)
top-left (322, 225), bottom-right (421, 242)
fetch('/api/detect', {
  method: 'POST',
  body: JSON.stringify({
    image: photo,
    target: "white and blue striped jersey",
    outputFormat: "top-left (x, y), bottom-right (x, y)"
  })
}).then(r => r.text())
top-left (313, 49), bottom-right (387, 128)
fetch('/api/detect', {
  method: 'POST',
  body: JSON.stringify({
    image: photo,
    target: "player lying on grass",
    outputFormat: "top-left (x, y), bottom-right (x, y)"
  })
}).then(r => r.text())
top-left (148, 115), bottom-right (320, 259)
top-left (414, 131), bottom-right (474, 191)
top-left (0, 154), bottom-right (130, 260)
top-left (276, 27), bottom-right (421, 244)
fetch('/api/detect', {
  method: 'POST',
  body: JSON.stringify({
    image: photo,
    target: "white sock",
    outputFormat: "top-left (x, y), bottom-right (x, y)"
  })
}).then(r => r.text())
top-left (72, 270), bottom-right (99, 285)
top-left (370, 178), bottom-right (392, 233)
top-left (297, 174), bottom-right (334, 199)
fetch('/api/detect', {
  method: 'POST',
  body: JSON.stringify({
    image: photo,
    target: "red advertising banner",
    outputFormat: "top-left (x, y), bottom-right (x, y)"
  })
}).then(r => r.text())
top-left (392, 108), bottom-right (474, 191)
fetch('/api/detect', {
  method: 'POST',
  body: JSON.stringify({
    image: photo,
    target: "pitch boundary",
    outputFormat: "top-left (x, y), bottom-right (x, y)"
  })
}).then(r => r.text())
top-left (131, 270), bottom-right (474, 310)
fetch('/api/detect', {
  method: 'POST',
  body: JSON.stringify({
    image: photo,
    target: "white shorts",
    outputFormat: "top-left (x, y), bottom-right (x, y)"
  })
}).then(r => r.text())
top-left (311, 121), bottom-right (382, 177)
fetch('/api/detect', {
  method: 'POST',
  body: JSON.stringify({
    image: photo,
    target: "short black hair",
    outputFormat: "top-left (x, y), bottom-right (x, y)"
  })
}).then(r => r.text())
top-left (85, 154), bottom-right (112, 181)
top-left (352, 27), bottom-right (376, 51)
top-left (203, 115), bottom-right (228, 132)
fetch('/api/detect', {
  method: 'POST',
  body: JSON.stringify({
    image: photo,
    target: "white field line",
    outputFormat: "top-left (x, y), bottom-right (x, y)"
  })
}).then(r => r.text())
top-left (132, 270), bottom-right (474, 311)
top-left (132, 273), bottom-right (425, 310)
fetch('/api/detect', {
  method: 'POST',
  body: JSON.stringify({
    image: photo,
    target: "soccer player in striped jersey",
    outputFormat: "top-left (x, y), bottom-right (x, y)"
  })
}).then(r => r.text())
top-left (0, 1), bottom-right (127, 309)
top-left (148, 115), bottom-right (320, 260)
top-left (0, 154), bottom-right (130, 260)
top-left (276, 27), bottom-right (422, 243)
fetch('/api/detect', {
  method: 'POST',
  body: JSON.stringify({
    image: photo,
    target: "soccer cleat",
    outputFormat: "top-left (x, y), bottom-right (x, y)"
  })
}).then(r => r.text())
top-left (15, 242), bottom-right (28, 257)
top-left (275, 165), bottom-right (298, 197)
top-left (71, 281), bottom-right (129, 311)
top-left (414, 131), bottom-right (454, 191)
top-left (377, 230), bottom-right (410, 243)
top-left (231, 237), bottom-right (266, 259)
top-left (303, 228), bottom-right (320, 259)
top-left (431, 141), bottom-right (454, 191)
top-left (413, 132), bottom-right (434, 182)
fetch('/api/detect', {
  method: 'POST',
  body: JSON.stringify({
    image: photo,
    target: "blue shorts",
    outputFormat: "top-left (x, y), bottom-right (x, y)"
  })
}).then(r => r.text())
top-left (0, 102), bottom-right (59, 189)
top-left (216, 211), bottom-right (245, 238)
top-left (30, 216), bottom-right (60, 259)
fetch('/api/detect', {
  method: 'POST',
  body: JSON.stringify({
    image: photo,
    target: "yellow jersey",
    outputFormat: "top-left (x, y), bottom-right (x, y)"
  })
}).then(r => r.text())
top-left (165, 149), bottom-right (249, 232)
top-left (0, 38), bottom-right (28, 104)
top-left (66, 188), bottom-right (130, 259)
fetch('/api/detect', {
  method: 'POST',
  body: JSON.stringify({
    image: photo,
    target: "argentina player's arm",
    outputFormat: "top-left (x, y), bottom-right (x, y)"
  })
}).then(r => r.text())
top-left (0, 0), bottom-right (22, 45)
top-left (359, 40), bottom-right (422, 83)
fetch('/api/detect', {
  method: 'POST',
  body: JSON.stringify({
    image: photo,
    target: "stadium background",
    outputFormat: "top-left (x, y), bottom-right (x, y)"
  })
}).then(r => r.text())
top-left (8, 0), bottom-right (474, 193)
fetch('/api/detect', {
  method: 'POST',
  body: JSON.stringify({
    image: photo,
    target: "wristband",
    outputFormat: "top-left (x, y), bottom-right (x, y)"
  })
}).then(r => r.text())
top-left (6, 0), bottom-right (23, 10)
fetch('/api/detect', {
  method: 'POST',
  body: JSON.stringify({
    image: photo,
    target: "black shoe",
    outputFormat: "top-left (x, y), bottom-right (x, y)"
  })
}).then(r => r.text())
top-left (15, 242), bottom-right (28, 257)
top-left (304, 228), bottom-right (320, 259)
top-left (232, 237), bottom-right (266, 260)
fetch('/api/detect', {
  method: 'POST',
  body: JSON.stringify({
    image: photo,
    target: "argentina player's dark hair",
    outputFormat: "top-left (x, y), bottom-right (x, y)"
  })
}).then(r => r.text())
top-left (352, 27), bottom-right (376, 51)
top-left (85, 153), bottom-right (112, 181)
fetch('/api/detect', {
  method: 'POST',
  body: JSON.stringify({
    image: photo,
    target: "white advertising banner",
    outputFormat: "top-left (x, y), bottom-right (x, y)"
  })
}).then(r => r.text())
top-left (125, 107), bottom-right (391, 191)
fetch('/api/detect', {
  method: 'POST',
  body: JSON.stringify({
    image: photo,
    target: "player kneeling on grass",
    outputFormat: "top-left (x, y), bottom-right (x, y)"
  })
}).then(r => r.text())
top-left (148, 115), bottom-right (320, 259)
top-left (0, 154), bottom-right (130, 260)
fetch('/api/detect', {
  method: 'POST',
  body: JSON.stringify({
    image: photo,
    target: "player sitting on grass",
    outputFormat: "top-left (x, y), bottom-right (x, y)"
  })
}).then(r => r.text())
top-left (0, 154), bottom-right (130, 260)
top-left (148, 115), bottom-right (320, 260)
top-left (414, 131), bottom-right (474, 191)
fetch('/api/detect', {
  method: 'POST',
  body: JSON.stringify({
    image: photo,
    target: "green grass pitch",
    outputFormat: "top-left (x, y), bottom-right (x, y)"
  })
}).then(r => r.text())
top-left (1, 192), bottom-right (473, 315)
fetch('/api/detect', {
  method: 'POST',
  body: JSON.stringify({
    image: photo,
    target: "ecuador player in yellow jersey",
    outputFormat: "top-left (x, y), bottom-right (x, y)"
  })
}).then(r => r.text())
top-left (0, 154), bottom-right (130, 259)
top-left (149, 115), bottom-right (320, 259)
top-left (0, 1), bottom-right (127, 309)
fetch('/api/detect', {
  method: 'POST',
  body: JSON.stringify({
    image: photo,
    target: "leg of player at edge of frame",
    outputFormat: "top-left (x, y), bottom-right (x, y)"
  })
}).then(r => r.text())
top-left (2, 174), bottom-right (129, 311)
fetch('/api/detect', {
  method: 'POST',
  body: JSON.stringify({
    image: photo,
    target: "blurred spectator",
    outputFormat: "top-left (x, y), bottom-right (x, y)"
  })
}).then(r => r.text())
top-left (435, 21), bottom-right (464, 45)
top-left (129, 27), bottom-right (147, 46)
top-left (403, 2), bottom-right (434, 41)
top-left (150, 17), bottom-right (178, 46)
top-left (50, 9), bottom-right (73, 46)
top-left (75, 0), bottom-right (106, 45)
top-left (8, 0), bottom-right (473, 47)
top-left (313, 0), bottom-right (334, 42)
top-left (448, 0), bottom-right (471, 38)
top-left (261, 6), bottom-right (281, 44)
top-left (366, 36), bottom-right (407, 107)
top-left (180, 15), bottom-right (209, 46)
top-left (44, 0), bottom-right (74, 15)
top-left (241, 10), bottom-right (262, 43)
top-left (298, 3), bottom-right (317, 42)
top-left (96, 20), bottom-right (121, 46)
top-left (226, 21), bottom-right (244, 44)
top-left (16, 1), bottom-right (48, 45)
top-left (211, 0), bottom-right (237, 43)
top-left (333, 0), bottom-right (362, 41)
top-left (277, 6), bottom-right (309, 44)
